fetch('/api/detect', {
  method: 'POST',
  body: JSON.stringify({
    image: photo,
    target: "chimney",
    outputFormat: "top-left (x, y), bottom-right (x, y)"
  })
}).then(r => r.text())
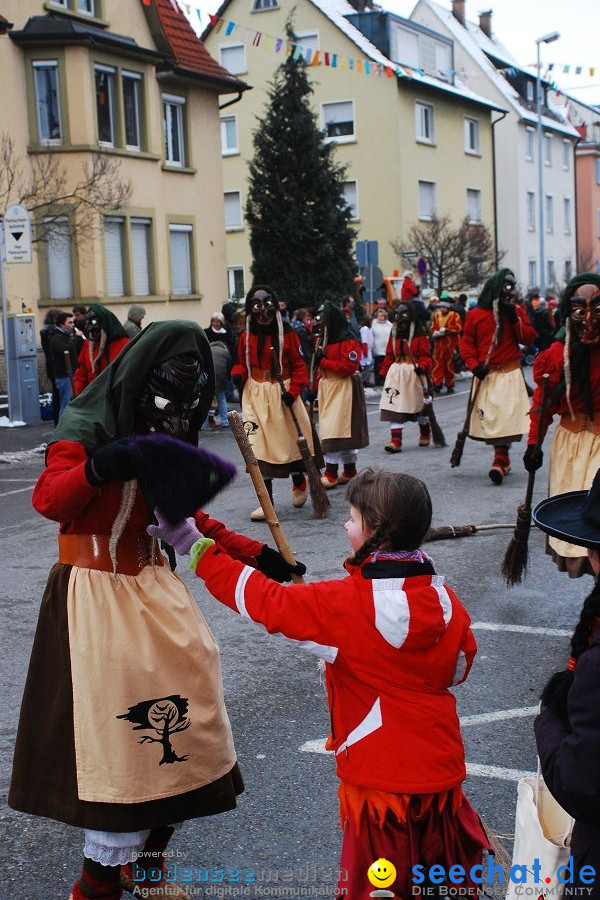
top-left (452, 0), bottom-right (465, 26)
top-left (479, 9), bottom-right (492, 38)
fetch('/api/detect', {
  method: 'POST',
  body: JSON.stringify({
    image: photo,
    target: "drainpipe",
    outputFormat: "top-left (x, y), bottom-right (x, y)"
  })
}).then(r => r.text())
top-left (491, 108), bottom-right (508, 268)
top-left (219, 91), bottom-right (245, 111)
top-left (572, 133), bottom-right (581, 271)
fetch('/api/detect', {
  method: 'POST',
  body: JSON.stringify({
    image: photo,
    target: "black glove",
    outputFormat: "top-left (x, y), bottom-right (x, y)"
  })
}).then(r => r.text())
top-left (501, 304), bottom-right (518, 324)
top-left (306, 388), bottom-right (318, 403)
top-left (85, 439), bottom-right (137, 486)
top-left (523, 444), bottom-right (544, 473)
top-left (232, 374), bottom-right (243, 389)
top-left (255, 545), bottom-right (307, 583)
top-left (281, 390), bottom-right (296, 408)
top-left (472, 364), bottom-right (489, 381)
top-left (414, 366), bottom-right (425, 377)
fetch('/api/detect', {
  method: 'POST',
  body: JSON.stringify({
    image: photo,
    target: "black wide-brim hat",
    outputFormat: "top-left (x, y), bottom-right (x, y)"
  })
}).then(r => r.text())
top-left (532, 469), bottom-right (600, 550)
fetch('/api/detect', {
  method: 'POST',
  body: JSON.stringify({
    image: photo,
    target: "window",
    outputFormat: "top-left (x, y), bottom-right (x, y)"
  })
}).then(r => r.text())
top-left (45, 218), bottom-right (73, 300)
top-left (224, 191), bottom-right (243, 230)
top-left (525, 127), bottom-right (534, 160)
top-left (547, 260), bottom-right (555, 286)
top-left (565, 259), bottom-right (573, 282)
top-left (563, 197), bottom-right (571, 235)
top-left (219, 45), bottom-right (246, 75)
top-left (544, 133), bottom-right (552, 166)
top-left (131, 218), bottom-right (152, 296)
top-left (104, 217), bottom-right (126, 297)
top-left (220, 116), bottom-right (238, 155)
top-left (342, 181), bottom-right (358, 220)
top-left (95, 65), bottom-right (116, 146)
top-left (546, 194), bottom-right (554, 232)
top-left (322, 101), bottom-right (355, 141)
top-left (528, 260), bottom-right (537, 287)
top-left (49, 0), bottom-right (68, 6)
top-left (252, 0), bottom-right (278, 8)
top-left (78, 0), bottom-right (95, 14)
top-left (464, 118), bottom-right (480, 154)
top-left (163, 93), bottom-right (186, 166)
top-left (122, 72), bottom-right (142, 151)
top-left (227, 267), bottom-right (245, 299)
top-left (33, 61), bottom-right (62, 144)
top-left (415, 102), bottom-right (435, 143)
top-left (169, 225), bottom-right (193, 296)
top-left (562, 140), bottom-right (570, 171)
top-left (466, 188), bottom-right (481, 223)
top-left (527, 190), bottom-right (535, 230)
top-left (418, 180), bottom-right (436, 219)
top-left (526, 81), bottom-right (534, 103)
top-left (295, 32), bottom-right (319, 56)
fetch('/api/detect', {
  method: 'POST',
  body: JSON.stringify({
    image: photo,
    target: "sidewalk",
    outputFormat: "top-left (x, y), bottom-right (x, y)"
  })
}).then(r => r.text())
top-left (0, 419), bottom-right (54, 457)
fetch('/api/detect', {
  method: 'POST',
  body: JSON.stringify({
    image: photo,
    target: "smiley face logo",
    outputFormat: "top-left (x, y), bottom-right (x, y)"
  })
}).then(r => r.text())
top-left (368, 858), bottom-right (397, 889)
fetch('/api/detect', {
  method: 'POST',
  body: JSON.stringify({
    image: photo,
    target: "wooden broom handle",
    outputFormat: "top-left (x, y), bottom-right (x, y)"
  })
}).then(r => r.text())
top-left (228, 411), bottom-right (305, 584)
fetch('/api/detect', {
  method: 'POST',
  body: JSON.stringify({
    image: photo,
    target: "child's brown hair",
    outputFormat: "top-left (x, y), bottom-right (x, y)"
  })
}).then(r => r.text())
top-left (346, 468), bottom-right (432, 565)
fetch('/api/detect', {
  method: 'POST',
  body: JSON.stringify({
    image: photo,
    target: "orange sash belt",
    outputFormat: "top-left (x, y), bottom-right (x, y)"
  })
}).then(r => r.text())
top-left (560, 412), bottom-right (600, 436)
top-left (487, 359), bottom-right (522, 373)
top-left (58, 533), bottom-right (164, 575)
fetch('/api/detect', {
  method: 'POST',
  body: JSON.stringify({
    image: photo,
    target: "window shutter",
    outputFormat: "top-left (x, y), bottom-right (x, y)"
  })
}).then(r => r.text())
top-left (104, 217), bottom-right (125, 297)
top-left (131, 219), bottom-right (151, 296)
top-left (46, 218), bottom-right (73, 300)
top-left (169, 227), bottom-right (192, 295)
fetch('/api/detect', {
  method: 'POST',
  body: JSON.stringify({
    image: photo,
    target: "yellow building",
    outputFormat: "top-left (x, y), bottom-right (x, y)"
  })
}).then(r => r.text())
top-left (203, 0), bottom-right (505, 298)
top-left (0, 0), bottom-right (246, 347)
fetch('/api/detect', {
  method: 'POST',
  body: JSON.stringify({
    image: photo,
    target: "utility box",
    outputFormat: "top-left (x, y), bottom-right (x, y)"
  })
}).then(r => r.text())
top-left (5, 314), bottom-right (40, 424)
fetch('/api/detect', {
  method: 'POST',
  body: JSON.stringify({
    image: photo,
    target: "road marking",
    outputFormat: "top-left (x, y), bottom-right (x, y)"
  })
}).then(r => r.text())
top-left (460, 707), bottom-right (538, 726)
top-left (0, 477), bottom-right (39, 482)
top-left (472, 621), bottom-right (571, 637)
top-left (0, 484), bottom-right (36, 497)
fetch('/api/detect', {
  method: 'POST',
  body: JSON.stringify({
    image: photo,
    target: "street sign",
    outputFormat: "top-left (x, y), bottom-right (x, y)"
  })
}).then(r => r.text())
top-left (4, 204), bottom-right (32, 264)
top-left (356, 240), bottom-right (379, 267)
top-left (402, 251), bottom-right (419, 259)
top-left (417, 256), bottom-right (427, 275)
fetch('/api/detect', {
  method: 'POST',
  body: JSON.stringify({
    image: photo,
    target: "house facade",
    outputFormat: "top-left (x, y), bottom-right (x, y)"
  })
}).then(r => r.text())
top-left (410, 0), bottom-right (579, 295)
top-left (203, 0), bottom-right (502, 299)
top-left (0, 0), bottom-right (245, 354)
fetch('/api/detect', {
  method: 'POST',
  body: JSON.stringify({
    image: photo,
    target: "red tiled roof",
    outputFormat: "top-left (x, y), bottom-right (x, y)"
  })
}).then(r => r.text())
top-left (149, 0), bottom-right (244, 89)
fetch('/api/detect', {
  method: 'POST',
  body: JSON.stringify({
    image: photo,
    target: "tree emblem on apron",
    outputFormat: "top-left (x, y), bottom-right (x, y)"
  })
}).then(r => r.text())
top-left (117, 695), bottom-right (191, 765)
top-left (384, 387), bottom-right (400, 406)
top-left (243, 420), bottom-right (259, 436)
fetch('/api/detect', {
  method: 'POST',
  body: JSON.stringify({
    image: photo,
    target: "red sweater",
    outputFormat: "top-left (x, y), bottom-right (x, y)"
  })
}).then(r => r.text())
top-left (74, 336), bottom-right (130, 396)
top-left (232, 330), bottom-right (307, 398)
top-left (194, 545), bottom-right (476, 794)
top-left (32, 440), bottom-right (264, 563)
top-left (316, 338), bottom-right (361, 385)
top-left (460, 306), bottom-right (536, 371)
top-left (379, 334), bottom-right (432, 377)
top-left (528, 341), bottom-right (600, 442)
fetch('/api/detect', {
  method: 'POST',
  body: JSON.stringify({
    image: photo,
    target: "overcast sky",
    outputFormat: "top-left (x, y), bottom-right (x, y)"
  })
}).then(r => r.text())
top-left (183, 0), bottom-right (600, 107)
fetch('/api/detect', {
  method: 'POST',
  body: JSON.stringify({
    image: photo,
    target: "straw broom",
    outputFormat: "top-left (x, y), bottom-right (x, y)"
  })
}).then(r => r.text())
top-left (425, 522), bottom-right (515, 542)
top-left (449, 375), bottom-right (483, 467)
top-left (404, 343), bottom-right (446, 447)
top-left (501, 373), bottom-right (550, 586)
top-left (228, 411), bottom-right (305, 583)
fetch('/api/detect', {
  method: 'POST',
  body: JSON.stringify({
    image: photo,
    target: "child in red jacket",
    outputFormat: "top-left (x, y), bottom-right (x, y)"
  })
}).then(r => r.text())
top-left (148, 468), bottom-right (489, 899)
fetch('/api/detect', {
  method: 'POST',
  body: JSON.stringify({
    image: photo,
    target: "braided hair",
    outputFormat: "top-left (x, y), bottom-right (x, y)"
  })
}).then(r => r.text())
top-left (345, 468), bottom-right (432, 566)
top-left (541, 576), bottom-right (600, 716)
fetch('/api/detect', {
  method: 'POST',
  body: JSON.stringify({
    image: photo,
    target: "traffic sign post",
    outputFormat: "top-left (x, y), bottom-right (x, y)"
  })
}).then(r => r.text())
top-left (4, 204), bottom-right (32, 265)
top-left (1, 204), bottom-right (33, 425)
top-left (402, 251), bottom-right (419, 260)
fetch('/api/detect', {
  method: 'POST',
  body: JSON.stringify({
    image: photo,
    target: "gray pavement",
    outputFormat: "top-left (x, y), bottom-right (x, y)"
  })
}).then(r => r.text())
top-left (0, 380), bottom-right (586, 899)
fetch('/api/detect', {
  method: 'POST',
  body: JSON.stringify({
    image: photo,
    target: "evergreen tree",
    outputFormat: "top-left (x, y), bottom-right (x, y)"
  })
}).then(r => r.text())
top-left (245, 28), bottom-right (356, 309)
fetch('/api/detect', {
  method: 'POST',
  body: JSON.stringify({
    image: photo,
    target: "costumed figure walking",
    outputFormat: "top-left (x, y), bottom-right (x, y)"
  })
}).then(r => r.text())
top-left (379, 301), bottom-right (434, 453)
top-left (232, 285), bottom-right (322, 522)
top-left (309, 301), bottom-right (369, 489)
top-left (8, 321), bottom-right (304, 900)
top-left (74, 303), bottom-right (130, 396)
top-left (459, 268), bottom-right (535, 484)
top-left (431, 295), bottom-right (462, 394)
top-left (523, 273), bottom-right (600, 577)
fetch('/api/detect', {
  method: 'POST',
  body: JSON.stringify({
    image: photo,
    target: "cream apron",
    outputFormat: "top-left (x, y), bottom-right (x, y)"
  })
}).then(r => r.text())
top-left (548, 423), bottom-right (600, 560)
top-left (468, 368), bottom-right (530, 442)
top-left (319, 371), bottom-right (353, 442)
top-left (379, 362), bottom-right (423, 418)
top-left (242, 378), bottom-right (315, 465)
top-left (68, 565), bottom-right (236, 804)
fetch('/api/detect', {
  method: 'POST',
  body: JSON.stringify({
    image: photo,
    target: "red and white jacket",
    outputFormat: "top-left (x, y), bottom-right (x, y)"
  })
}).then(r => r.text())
top-left (194, 547), bottom-right (476, 794)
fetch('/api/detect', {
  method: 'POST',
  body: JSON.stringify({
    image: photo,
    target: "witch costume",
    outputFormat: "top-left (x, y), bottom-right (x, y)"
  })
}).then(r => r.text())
top-left (8, 321), bottom-right (301, 899)
top-left (74, 303), bottom-right (130, 396)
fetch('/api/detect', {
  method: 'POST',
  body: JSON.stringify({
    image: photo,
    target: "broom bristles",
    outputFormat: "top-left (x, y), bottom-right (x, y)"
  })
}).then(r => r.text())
top-left (501, 503), bottom-right (532, 585)
top-left (297, 436), bottom-right (330, 519)
top-left (431, 416), bottom-right (447, 447)
top-left (450, 430), bottom-right (467, 467)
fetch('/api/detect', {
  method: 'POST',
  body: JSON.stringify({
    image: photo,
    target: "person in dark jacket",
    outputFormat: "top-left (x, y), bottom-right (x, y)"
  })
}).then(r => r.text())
top-left (533, 470), bottom-right (600, 896)
top-left (123, 304), bottom-right (146, 339)
top-left (40, 307), bottom-right (63, 425)
top-left (48, 311), bottom-right (79, 419)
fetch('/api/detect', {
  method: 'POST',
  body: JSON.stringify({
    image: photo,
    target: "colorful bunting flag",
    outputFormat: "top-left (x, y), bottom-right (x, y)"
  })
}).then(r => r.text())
top-left (225, 22), bottom-right (235, 36)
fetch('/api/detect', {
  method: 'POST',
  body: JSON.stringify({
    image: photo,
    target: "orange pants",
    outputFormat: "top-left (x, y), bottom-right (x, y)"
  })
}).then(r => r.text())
top-left (432, 339), bottom-right (457, 388)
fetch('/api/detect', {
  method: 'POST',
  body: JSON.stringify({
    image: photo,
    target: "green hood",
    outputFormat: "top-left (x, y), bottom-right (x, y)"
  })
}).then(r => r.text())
top-left (51, 320), bottom-right (215, 453)
top-left (559, 272), bottom-right (600, 323)
top-left (323, 301), bottom-right (357, 344)
top-left (88, 302), bottom-right (128, 341)
top-left (477, 268), bottom-right (515, 310)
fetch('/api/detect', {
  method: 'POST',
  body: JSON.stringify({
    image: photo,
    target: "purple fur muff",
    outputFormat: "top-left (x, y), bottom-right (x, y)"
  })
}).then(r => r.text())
top-left (128, 433), bottom-right (236, 524)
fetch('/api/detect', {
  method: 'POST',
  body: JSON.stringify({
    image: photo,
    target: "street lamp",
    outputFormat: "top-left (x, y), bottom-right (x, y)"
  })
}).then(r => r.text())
top-left (536, 30), bottom-right (560, 295)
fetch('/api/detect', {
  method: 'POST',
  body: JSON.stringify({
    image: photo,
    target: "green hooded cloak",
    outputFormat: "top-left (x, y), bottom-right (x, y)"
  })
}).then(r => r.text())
top-left (87, 302), bottom-right (128, 341)
top-left (51, 321), bottom-right (215, 454)
top-left (477, 268), bottom-right (515, 310)
top-left (323, 301), bottom-right (358, 345)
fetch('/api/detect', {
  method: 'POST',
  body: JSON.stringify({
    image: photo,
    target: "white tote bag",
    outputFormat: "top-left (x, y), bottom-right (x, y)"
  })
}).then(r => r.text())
top-left (505, 769), bottom-right (574, 900)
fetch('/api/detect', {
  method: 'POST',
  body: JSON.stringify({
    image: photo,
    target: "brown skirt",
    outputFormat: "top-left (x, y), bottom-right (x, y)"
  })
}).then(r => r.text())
top-left (8, 564), bottom-right (243, 831)
top-left (321, 373), bottom-right (369, 454)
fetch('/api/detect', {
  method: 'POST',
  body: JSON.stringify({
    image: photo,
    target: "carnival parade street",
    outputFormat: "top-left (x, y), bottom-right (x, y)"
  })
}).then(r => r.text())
top-left (0, 381), bottom-right (588, 899)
